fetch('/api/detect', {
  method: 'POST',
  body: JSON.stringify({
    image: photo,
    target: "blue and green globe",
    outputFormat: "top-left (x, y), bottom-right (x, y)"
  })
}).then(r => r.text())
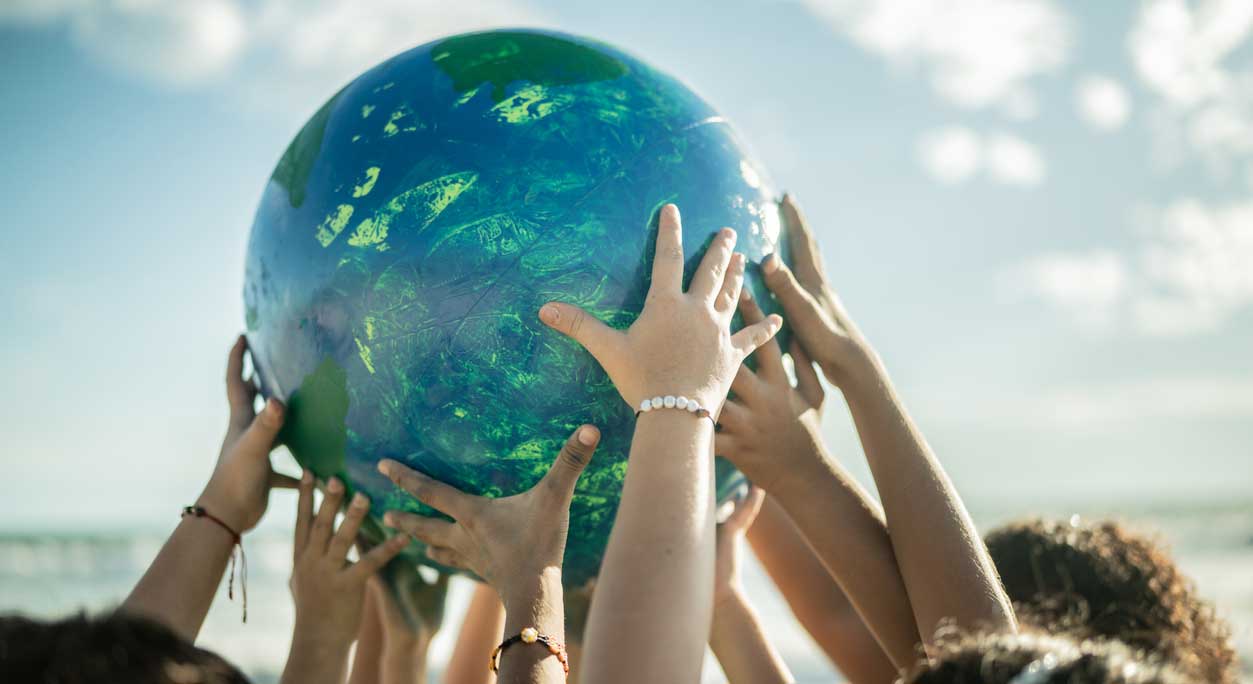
top-left (244, 29), bottom-right (787, 588)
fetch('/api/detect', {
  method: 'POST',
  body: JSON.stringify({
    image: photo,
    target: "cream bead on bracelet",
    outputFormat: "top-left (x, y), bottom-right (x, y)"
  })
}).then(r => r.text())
top-left (635, 394), bottom-right (716, 426)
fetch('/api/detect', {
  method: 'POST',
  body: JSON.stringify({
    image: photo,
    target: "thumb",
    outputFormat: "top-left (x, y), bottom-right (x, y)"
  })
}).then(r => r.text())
top-left (542, 425), bottom-right (600, 497)
top-left (232, 397), bottom-right (285, 459)
top-left (538, 302), bottom-right (620, 365)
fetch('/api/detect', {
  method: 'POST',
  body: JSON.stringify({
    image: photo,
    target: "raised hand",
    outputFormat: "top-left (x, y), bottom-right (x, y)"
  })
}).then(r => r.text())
top-left (197, 334), bottom-right (300, 533)
top-left (716, 291), bottom-right (827, 493)
top-left (539, 204), bottom-right (781, 414)
top-left (283, 473), bottom-right (409, 684)
top-left (714, 486), bottom-right (766, 607)
top-left (761, 195), bottom-right (874, 388)
top-left (378, 425), bottom-right (600, 598)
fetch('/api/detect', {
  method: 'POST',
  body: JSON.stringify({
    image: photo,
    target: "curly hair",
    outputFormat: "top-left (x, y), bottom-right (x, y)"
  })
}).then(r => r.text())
top-left (905, 631), bottom-right (1193, 684)
top-left (0, 611), bottom-right (249, 684)
top-left (985, 517), bottom-right (1236, 684)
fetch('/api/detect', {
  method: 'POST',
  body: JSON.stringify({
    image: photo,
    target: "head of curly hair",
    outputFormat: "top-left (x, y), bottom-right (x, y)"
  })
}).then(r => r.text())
top-left (984, 517), bottom-right (1236, 684)
top-left (0, 611), bottom-right (249, 684)
top-left (905, 631), bottom-right (1192, 684)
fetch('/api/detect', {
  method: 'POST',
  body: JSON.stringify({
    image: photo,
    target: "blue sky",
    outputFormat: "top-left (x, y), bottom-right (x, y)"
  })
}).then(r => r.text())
top-left (1, 0), bottom-right (1251, 532)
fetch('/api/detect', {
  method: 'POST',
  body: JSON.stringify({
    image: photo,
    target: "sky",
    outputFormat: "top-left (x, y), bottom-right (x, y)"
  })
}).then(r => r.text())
top-left (1, 0), bottom-right (1251, 533)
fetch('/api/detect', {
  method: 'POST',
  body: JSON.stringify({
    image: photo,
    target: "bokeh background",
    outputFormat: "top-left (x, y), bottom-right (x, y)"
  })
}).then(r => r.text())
top-left (1, 1), bottom-right (1249, 681)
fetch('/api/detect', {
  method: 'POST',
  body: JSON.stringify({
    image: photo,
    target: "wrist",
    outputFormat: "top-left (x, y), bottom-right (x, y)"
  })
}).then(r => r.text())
top-left (195, 486), bottom-right (250, 534)
top-left (500, 567), bottom-right (565, 638)
top-left (292, 614), bottom-right (356, 654)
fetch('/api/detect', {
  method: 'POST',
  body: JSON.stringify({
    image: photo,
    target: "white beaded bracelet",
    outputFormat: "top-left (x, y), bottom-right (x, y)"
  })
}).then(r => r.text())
top-left (635, 395), bottom-right (716, 426)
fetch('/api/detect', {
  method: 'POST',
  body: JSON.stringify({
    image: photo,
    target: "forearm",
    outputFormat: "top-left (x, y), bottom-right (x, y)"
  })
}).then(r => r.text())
top-left (121, 516), bottom-right (236, 641)
top-left (348, 594), bottom-right (384, 684)
top-left (842, 356), bottom-right (1015, 641)
top-left (282, 626), bottom-right (354, 684)
top-left (583, 411), bottom-right (716, 684)
top-left (445, 582), bottom-right (505, 684)
top-left (747, 497), bottom-right (900, 684)
top-left (771, 448), bottom-right (920, 669)
top-left (380, 640), bottom-right (429, 684)
top-left (710, 589), bottom-right (794, 684)
top-left (498, 568), bottom-right (566, 684)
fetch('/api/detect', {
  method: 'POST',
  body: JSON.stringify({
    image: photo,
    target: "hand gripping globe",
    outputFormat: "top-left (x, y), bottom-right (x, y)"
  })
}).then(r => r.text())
top-left (244, 29), bottom-right (789, 596)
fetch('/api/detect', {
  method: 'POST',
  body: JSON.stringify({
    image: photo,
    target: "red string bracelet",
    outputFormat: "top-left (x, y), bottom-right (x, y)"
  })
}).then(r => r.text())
top-left (182, 505), bottom-right (248, 623)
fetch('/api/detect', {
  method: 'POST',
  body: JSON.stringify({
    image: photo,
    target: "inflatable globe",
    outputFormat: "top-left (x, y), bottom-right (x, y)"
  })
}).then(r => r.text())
top-left (244, 29), bottom-right (787, 588)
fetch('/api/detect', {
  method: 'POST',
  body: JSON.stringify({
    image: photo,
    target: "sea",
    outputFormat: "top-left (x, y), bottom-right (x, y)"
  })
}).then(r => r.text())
top-left (1, 495), bottom-right (1249, 683)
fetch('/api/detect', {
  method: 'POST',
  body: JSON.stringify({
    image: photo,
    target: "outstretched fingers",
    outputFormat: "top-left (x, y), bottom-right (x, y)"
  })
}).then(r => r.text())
top-left (762, 254), bottom-right (834, 353)
top-left (538, 302), bottom-right (621, 364)
top-left (294, 470), bottom-right (314, 558)
top-left (689, 227), bottom-right (737, 302)
top-left (737, 291), bottom-right (785, 381)
top-left (351, 534), bottom-right (409, 581)
top-left (650, 203), bottom-right (685, 295)
top-left (310, 477), bottom-right (345, 553)
top-left (715, 253), bottom-right (747, 314)
top-left (543, 424), bottom-right (600, 497)
top-left (225, 336), bottom-right (256, 427)
top-left (328, 492), bottom-right (370, 562)
top-left (730, 311), bottom-right (783, 359)
top-left (378, 460), bottom-right (475, 519)
top-left (780, 194), bottom-right (827, 290)
top-left (385, 511), bottom-right (459, 549)
top-left (790, 339), bottom-right (825, 409)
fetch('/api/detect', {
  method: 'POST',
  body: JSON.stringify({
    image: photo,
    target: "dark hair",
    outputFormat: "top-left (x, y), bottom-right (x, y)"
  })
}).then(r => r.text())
top-left (985, 518), bottom-right (1236, 683)
top-left (0, 611), bottom-right (249, 684)
top-left (905, 631), bottom-right (1191, 684)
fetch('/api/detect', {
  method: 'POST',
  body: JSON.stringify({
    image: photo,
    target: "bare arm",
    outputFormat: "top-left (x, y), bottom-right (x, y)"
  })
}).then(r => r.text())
top-left (122, 336), bottom-right (296, 641)
top-left (709, 488), bottom-right (794, 684)
top-left (538, 204), bottom-right (782, 684)
top-left (444, 581), bottom-right (506, 684)
top-left (746, 497), bottom-right (898, 684)
top-left (584, 411), bottom-right (717, 682)
top-left (710, 590), bottom-right (794, 684)
top-left (762, 195), bottom-right (1015, 644)
top-left (718, 296), bottom-right (920, 669)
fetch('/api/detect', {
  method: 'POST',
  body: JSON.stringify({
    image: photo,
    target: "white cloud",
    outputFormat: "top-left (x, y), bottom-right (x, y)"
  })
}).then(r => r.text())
top-left (917, 128), bottom-right (1046, 186)
top-left (1014, 198), bottom-right (1253, 335)
top-left (1012, 250), bottom-right (1128, 329)
top-left (0, 0), bottom-right (544, 109)
top-left (918, 126), bottom-right (981, 184)
top-left (985, 133), bottom-right (1046, 186)
top-left (69, 0), bottom-right (247, 86)
top-left (1076, 75), bottom-right (1132, 131)
top-left (1130, 0), bottom-right (1253, 179)
top-left (803, 0), bottom-right (1071, 112)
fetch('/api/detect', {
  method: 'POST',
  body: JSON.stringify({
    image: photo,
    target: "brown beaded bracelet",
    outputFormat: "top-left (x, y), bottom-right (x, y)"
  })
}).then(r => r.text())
top-left (491, 627), bottom-right (569, 675)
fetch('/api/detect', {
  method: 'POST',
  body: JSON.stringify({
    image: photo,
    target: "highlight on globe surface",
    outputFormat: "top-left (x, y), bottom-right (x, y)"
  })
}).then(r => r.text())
top-left (3, 5), bottom-right (1249, 684)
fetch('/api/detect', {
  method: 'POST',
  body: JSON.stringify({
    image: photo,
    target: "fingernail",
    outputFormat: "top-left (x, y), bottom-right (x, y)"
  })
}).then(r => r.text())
top-left (328, 477), bottom-right (344, 493)
top-left (377, 460), bottom-right (392, 477)
top-left (539, 303), bottom-right (559, 324)
top-left (722, 227), bottom-right (737, 244)
top-left (763, 253), bottom-right (779, 274)
top-left (741, 288), bottom-right (752, 301)
top-left (265, 398), bottom-right (284, 418)
top-left (578, 425), bottom-right (598, 446)
top-left (383, 512), bottom-right (396, 526)
top-left (351, 492), bottom-right (368, 508)
top-left (390, 535), bottom-right (408, 548)
top-left (301, 470), bottom-right (313, 484)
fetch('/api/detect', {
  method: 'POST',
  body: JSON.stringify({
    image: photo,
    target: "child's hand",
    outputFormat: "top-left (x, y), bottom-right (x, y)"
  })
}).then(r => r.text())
top-left (539, 204), bottom-right (782, 414)
top-left (197, 335), bottom-right (299, 533)
top-left (289, 474), bottom-right (409, 652)
top-left (716, 292), bottom-right (827, 493)
top-left (378, 425), bottom-right (600, 601)
top-left (714, 486), bottom-right (765, 607)
top-left (369, 566), bottom-right (449, 651)
top-left (761, 195), bottom-right (876, 388)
